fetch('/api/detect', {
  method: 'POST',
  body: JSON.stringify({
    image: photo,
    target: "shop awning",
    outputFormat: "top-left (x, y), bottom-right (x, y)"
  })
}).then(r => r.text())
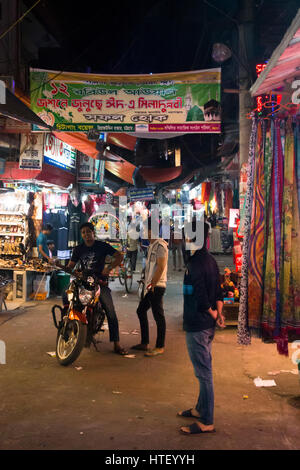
top-left (0, 89), bottom-right (51, 129)
top-left (105, 160), bottom-right (136, 185)
top-left (0, 161), bottom-right (74, 189)
top-left (35, 163), bottom-right (75, 188)
top-left (0, 161), bottom-right (40, 181)
top-left (251, 8), bottom-right (300, 96)
top-left (53, 131), bottom-right (136, 185)
top-left (139, 166), bottom-right (182, 183)
top-left (107, 133), bottom-right (136, 150)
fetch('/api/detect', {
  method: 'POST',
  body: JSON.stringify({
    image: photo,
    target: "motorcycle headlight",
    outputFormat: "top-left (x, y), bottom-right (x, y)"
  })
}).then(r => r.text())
top-left (79, 288), bottom-right (94, 306)
top-left (66, 289), bottom-right (74, 302)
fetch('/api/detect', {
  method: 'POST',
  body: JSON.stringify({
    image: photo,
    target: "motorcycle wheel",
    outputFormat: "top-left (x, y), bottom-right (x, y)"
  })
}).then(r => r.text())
top-left (56, 319), bottom-right (87, 366)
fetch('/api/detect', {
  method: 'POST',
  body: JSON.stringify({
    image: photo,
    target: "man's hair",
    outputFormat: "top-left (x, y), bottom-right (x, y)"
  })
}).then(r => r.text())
top-left (42, 223), bottom-right (53, 232)
top-left (47, 239), bottom-right (55, 246)
top-left (80, 222), bottom-right (95, 233)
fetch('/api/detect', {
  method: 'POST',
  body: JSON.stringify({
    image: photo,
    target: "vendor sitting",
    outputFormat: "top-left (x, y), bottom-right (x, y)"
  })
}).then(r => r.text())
top-left (47, 240), bottom-right (55, 260)
top-left (36, 224), bottom-right (53, 263)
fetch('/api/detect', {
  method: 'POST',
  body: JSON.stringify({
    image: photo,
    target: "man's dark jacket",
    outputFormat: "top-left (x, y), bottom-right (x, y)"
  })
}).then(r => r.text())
top-left (183, 248), bottom-right (223, 332)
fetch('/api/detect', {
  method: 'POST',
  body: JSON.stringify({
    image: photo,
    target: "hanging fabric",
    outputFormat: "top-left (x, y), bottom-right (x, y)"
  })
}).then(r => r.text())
top-left (237, 118), bottom-right (257, 346)
top-left (248, 121), bottom-right (266, 331)
top-left (278, 119), bottom-right (300, 353)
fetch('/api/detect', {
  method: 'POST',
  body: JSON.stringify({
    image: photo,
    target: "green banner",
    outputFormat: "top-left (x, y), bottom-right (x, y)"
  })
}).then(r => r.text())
top-left (30, 68), bottom-right (221, 134)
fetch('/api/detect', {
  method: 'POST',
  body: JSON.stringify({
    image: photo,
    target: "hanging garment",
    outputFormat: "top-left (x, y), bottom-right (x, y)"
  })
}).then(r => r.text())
top-left (83, 196), bottom-right (95, 218)
top-left (278, 119), bottom-right (300, 352)
top-left (237, 118), bottom-right (257, 346)
top-left (201, 183), bottom-right (206, 204)
top-left (57, 211), bottom-right (70, 259)
top-left (224, 186), bottom-right (233, 219)
top-left (204, 182), bottom-right (212, 202)
top-left (295, 120), bottom-right (300, 217)
top-left (248, 121), bottom-right (266, 331)
top-left (262, 120), bottom-right (284, 351)
top-left (263, 121), bottom-right (273, 275)
top-left (68, 200), bottom-right (87, 248)
top-left (216, 183), bottom-right (223, 215)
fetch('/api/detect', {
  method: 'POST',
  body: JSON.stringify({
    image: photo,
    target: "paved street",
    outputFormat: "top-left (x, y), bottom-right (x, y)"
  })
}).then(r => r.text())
top-left (0, 257), bottom-right (299, 450)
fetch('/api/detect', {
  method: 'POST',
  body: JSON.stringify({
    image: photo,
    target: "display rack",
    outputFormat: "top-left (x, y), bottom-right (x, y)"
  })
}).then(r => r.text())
top-left (0, 191), bottom-right (27, 256)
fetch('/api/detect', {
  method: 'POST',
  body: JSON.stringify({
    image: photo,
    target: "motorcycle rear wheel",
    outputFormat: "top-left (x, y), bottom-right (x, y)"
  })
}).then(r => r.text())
top-left (56, 319), bottom-right (87, 366)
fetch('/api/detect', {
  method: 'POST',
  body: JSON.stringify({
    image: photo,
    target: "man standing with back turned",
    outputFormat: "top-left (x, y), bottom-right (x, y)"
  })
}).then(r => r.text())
top-left (178, 221), bottom-right (225, 435)
top-left (132, 215), bottom-right (169, 357)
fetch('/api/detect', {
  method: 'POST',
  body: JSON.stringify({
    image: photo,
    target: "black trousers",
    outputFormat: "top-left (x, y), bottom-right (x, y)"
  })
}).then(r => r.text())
top-left (62, 285), bottom-right (120, 342)
top-left (136, 287), bottom-right (166, 348)
top-left (128, 250), bottom-right (138, 271)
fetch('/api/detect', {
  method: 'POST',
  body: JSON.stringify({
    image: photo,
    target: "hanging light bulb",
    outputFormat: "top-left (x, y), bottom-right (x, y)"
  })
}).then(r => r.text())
top-left (212, 43), bottom-right (232, 63)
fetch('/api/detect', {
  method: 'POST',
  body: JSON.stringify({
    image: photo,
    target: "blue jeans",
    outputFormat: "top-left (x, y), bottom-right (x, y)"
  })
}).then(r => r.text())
top-left (186, 328), bottom-right (215, 425)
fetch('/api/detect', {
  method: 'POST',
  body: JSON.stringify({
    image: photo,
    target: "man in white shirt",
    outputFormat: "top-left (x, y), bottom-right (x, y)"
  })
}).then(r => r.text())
top-left (132, 216), bottom-right (169, 357)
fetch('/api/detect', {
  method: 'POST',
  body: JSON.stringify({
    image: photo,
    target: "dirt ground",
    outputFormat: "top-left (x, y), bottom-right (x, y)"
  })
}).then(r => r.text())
top-left (0, 257), bottom-right (299, 450)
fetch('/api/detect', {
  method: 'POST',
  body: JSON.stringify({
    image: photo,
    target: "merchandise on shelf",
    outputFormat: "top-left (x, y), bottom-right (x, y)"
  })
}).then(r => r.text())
top-left (0, 192), bottom-right (27, 255)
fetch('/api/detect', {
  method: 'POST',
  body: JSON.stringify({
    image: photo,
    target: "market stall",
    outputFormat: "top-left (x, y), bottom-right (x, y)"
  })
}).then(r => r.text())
top-left (238, 9), bottom-right (300, 356)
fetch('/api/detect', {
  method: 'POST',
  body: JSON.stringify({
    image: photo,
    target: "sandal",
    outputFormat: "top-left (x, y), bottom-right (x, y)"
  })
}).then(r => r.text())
top-left (177, 408), bottom-right (200, 418)
top-left (114, 347), bottom-right (128, 356)
top-left (180, 423), bottom-right (216, 435)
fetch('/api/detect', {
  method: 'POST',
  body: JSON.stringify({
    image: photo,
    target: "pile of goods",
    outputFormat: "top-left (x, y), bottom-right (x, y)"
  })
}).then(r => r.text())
top-left (221, 268), bottom-right (239, 302)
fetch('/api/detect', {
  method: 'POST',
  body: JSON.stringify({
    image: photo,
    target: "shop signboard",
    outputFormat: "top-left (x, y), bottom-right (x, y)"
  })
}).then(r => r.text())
top-left (44, 133), bottom-right (76, 173)
top-left (77, 152), bottom-right (95, 182)
top-left (30, 68), bottom-right (221, 134)
top-left (128, 187), bottom-right (155, 201)
top-left (19, 133), bottom-right (44, 170)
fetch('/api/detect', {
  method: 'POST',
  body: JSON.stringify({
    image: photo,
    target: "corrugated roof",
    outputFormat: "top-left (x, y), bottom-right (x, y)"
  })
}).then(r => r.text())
top-left (250, 8), bottom-right (300, 97)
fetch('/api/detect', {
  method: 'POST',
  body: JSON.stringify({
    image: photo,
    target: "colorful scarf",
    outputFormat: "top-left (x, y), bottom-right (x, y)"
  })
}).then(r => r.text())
top-left (238, 118), bottom-right (257, 346)
top-left (248, 122), bottom-right (265, 330)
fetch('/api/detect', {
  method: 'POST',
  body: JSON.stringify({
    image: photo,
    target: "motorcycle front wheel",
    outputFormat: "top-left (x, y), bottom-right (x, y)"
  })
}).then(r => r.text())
top-left (56, 319), bottom-right (87, 366)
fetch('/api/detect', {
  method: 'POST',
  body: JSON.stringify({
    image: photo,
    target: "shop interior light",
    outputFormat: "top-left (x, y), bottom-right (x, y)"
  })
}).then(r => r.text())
top-left (210, 198), bottom-right (217, 213)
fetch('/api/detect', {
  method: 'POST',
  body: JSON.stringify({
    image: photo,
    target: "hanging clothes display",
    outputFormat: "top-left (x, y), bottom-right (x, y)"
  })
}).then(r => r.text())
top-left (238, 117), bottom-right (300, 356)
top-left (224, 185), bottom-right (233, 219)
top-left (248, 122), bottom-right (266, 330)
top-left (68, 199), bottom-right (87, 248)
top-left (237, 118), bottom-right (257, 347)
top-left (57, 211), bottom-right (70, 259)
top-left (83, 195), bottom-right (95, 218)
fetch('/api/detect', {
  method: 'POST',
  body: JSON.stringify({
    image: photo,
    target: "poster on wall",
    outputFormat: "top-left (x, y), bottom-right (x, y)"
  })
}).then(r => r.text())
top-left (44, 133), bottom-right (76, 173)
top-left (30, 68), bottom-right (221, 134)
top-left (77, 153), bottom-right (95, 182)
top-left (19, 133), bottom-right (44, 170)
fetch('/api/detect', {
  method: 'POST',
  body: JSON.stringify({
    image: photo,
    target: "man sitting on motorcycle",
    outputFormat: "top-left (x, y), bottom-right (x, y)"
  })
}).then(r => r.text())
top-left (64, 222), bottom-right (128, 356)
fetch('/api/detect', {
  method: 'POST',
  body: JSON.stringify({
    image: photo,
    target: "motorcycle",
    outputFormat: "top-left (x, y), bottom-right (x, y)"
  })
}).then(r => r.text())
top-left (51, 270), bottom-right (106, 366)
